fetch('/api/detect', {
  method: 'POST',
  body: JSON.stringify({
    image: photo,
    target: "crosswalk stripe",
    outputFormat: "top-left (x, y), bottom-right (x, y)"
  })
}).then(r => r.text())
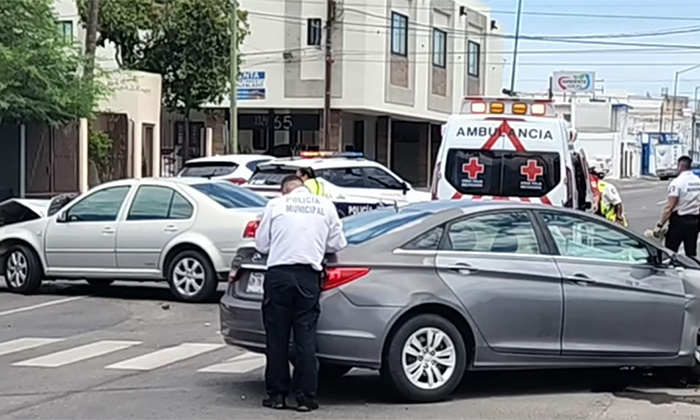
top-left (105, 343), bottom-right (224, 371)
top-left (13, 340), bottom-right (141, 368)
top-left (0, 338), bottom-right (63, 357)
top-left (198, 352), bottom-right (266, 374)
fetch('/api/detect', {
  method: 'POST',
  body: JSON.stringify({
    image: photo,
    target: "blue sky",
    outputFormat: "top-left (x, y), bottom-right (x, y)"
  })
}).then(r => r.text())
top-left (482, 0), bottom-right (700, 98)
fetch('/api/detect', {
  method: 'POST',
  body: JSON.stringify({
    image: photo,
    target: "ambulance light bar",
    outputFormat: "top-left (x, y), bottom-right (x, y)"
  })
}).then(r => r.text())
top-left (461, 97), bottom-right (554, 117)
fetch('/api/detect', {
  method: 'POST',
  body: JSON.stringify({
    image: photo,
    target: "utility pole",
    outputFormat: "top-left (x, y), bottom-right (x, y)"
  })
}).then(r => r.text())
top-left (322, 0), bottom-right (336, 150)
top-left (509, 0), bottom-right (524, 92)
top-left (670, 64), bottom-right (700, 134)
top-left (229, 0), bottom-right (238, 154)
top-left (84, 0), bottom-right (100, 83)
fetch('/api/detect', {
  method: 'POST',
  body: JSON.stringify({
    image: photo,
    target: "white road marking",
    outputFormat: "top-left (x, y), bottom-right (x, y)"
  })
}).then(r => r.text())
top-left (198, 352), bottom-right (266, 374)
top-left (0, 338), bottom-right (63, 357)
top-left (13, 340), bottom-right (141, 368)
top-left (0, 296), bottom-right (87, 317)
top-left (105, 343), bottom-right (224, 371)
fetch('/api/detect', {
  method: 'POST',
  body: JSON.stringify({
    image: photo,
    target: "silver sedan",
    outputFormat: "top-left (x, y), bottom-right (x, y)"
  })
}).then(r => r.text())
top-left (221, 200), bottom-right (700, 402)
top-left (1, 178), bottom-right (266, 302)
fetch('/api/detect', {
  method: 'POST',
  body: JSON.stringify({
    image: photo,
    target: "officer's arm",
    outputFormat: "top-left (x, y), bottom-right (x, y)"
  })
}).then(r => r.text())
top-left (325, 201), bottom-right (348, 253)
top-left (658, 183), bottom-right (679, 227)
top-left (254, 202), bottom-right (274, 254)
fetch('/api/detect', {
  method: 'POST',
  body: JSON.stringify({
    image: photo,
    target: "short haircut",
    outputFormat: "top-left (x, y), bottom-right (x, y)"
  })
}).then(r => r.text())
top-left (297, 167), bottom-right (315, 178)
top-left (280, 175), bottom-right (303, 191)
top-left (679, 155), bottom-right (692, 169)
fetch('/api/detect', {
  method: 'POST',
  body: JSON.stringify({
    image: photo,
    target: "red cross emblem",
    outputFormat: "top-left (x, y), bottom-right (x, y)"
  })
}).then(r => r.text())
top-left (462, 157), bottom-right (485, 179)
top-left (521, 159), bottom-right (543, 182)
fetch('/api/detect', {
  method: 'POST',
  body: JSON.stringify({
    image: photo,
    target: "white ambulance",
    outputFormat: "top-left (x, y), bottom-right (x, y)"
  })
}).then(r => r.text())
top-left (431, 97), bottom-right (595, 211)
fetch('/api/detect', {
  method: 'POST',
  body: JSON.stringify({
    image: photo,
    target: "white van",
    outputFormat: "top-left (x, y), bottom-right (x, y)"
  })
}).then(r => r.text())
top-left (431, 97), bottom-right (594, 211)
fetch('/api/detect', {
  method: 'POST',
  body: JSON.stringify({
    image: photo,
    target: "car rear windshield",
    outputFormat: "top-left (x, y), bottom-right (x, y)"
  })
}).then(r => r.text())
top-left (445, 149), bottom-right (561, 197)
top-left (191, 182), bottom-right (268, 208)
top-left (342, 209), bottom-right (433, 245)
top-left (179, 162), bottom-right (238, 177)
top-left (247, 166), bottom-right (297, 186)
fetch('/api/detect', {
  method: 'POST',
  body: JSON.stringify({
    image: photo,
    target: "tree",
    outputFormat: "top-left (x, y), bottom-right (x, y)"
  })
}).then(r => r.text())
top-left (78, 0), bottom-right (249, 158)
top-left (0, 0), bottom-right (105, 125)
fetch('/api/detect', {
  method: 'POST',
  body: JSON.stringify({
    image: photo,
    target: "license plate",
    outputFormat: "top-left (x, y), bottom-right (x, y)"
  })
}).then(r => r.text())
top-left (246, 272), bottom-right (265, 294)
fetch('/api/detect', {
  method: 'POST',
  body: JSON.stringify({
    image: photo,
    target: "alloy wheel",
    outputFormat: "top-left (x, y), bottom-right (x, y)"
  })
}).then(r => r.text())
top-left (401, 326), bottom-right (457, 390)
top-left (6, 251), bottom-right (28, 288)
top-left (172, 257), bottom-right (205, 297)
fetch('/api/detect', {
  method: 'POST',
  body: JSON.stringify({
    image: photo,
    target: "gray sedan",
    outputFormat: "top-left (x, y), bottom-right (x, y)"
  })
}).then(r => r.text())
top-left (220, 201), bottom-right (700, 402)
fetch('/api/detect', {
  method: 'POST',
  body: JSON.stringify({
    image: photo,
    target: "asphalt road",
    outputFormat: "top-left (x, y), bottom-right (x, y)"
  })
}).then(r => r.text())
top-left (1, 179), bottom-right (699, 420)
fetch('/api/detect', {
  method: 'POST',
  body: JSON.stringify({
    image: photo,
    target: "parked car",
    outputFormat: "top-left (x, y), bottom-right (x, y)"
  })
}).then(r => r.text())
top-left (221, 200), bottom-right (700, 402)
top-left (177, 154), bottom-right (274, 185)
top-left (0, 178), bottom-right (266, 302)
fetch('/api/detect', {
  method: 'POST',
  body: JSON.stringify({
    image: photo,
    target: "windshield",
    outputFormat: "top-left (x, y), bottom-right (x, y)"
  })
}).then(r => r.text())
top-left (179, 162), bottom-right (238, 177)
top-left (190, 182), bottom-right (267, 208)
top-left (248, 166), bottom-right (297, 186)
top-left (342, 209), bottom-right (433, 245)
top-left (446, 149), bottom-right (561, 197)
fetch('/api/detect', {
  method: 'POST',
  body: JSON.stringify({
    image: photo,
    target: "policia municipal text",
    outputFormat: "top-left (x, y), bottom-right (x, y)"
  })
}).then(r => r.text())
top-left (656, 156), bottom-right (700, 257)
top-left (254, 175), bottom-right (347, 412)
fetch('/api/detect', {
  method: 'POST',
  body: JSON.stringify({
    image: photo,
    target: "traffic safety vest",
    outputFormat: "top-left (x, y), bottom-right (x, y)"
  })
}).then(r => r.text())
top-left (305, 178), bottom-right (325, 196)
top-left (598, 180), bottom-right (628, 227)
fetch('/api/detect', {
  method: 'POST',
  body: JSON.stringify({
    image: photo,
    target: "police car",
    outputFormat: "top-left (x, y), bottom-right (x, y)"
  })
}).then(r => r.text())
top-left (243, 151), bottom-right (431, 217)
top-left (432, 97), bottom-right (595, 212)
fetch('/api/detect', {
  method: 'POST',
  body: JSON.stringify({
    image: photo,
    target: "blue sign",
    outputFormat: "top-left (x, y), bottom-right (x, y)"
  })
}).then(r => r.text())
top-left (237, 71), bottom-right (266, 100)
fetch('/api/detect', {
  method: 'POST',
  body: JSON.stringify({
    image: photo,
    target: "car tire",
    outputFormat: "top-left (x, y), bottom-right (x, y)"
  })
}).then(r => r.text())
top-left (86, 279), bottom-right (114, 290)
top-left (3, 244), bottom-right (43, 295)
top-left (166, 249), bottom-right (218, 303)
top-left (380, 314), bottom-right (467, 402)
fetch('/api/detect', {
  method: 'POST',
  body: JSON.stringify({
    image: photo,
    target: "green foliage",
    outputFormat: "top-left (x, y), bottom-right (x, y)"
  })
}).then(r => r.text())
top-left (78, 0), bottom-right (250, 115)
top-left (88, 128), bottom-right (114, 185)
top-left (0, 0), bottom-right (106, 125)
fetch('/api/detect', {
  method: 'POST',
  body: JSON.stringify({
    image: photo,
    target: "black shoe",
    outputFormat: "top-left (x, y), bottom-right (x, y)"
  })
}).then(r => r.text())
top-left (262, 395), bottom-right (286, 409)
top-left (296, 399), bottom-right (319, 412)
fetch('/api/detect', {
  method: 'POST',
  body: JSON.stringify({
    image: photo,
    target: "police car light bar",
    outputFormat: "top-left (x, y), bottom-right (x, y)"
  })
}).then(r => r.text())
top-left (298, 151), bottom-right (365, 159)
top-left (335, 151), bottom-right (364, 158)
top-left (299, 151), bottom-right (335, 158)
top-left (461, 97), bottom-right (554, 117)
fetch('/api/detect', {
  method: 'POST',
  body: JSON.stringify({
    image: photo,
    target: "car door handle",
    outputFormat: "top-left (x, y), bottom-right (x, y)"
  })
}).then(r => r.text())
top-left (163, 225), bottom-right (178, 233)
top-left (101, 227), bottom-right (115, 235)
top-left (566, 273), bottom-right (596, 286)
top-left (446, 263), bottom-right (478, 275)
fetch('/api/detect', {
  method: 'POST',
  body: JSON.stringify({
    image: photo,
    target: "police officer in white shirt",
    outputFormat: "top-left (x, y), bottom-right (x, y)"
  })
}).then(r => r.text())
top-left (656, 156), bottom-right (700, 256)
top-left (255, 175), bottom-right (347, 412)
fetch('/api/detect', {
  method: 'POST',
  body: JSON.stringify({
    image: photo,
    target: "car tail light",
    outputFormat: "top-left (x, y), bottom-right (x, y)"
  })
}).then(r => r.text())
top-left (228, 267), bottom-right (239, 283)
top-left (322, 267), bottom-right (370, 291)
top-left (243, 220), bottom-right (259, 238)
top-left (228, 178), bottom-right (247, 185)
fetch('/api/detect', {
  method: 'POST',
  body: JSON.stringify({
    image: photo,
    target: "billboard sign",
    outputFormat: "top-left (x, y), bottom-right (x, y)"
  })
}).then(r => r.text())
top-left (237, 71), bottom-right (266, 100)
top-left (552, 71), bottom-right (595, 93)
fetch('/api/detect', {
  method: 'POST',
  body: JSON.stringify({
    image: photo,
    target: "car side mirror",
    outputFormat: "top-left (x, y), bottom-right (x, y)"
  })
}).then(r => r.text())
top-left (401, 182), bottom-right (410, 194)
top-left (56, 211), bottom-right (67, 223)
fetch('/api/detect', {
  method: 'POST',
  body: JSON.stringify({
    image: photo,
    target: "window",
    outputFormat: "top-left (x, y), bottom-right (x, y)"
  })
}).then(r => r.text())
top-left (391, 12), bottom-right (408, 56)
top-left (443, 212), bottom-right (540, 254)
top-left (127, 186), bottom-right (193, 221)
top-left (468, 41), bottom-right (480, 77)
top-left (178, 162), bottom-right (238, 177)
top-left (432, 28), bottom-right (447, 68)
top-left (403, 226), bottom-right (445, 250)
top-left (362, 167), bottom-right (404, 190)
top-left (307, 18), bottom-right (323, 46)
top-left (343, 209), bottom-right (433, 245)
top-left (248, 166), bottom-right (296, 186)
top-left (191, 182), bottom-right (268, 208)
top-left (57, 20), bottom-right (73, 42)
top-left (540, 212), bottom-right (649, 263)
top-left (66, 186), bottom-right (130, 222)
top-left (317, 168), bottom-right (367, 188)
top-left (445, 149), bottom-right (561, 198)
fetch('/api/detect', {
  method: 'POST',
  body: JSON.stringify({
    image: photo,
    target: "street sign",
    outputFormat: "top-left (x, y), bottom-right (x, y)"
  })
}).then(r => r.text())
top-left (552, 71), bottom-right (595, 93)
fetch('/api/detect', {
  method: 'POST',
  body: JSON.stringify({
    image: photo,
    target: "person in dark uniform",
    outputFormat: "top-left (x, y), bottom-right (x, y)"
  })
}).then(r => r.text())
top-left (655, 156), bottom-right (700, 256)
top-left (255, 175), bottom-right (347, 412)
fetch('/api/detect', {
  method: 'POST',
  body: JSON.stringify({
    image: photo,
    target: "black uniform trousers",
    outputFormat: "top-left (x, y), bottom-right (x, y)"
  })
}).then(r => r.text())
top-left (262, 264), bottom-right (322, 402)
top-left (665, 212), bottom-right (700, 257)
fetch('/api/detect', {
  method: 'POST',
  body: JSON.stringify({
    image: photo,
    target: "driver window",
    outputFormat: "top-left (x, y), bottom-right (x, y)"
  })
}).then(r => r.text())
top-left (362, 167), bottom-right (404, 189)
top-left (541, 212), bottom-right (649, 263)
top-left (66, 186), bottom-right (131, 222)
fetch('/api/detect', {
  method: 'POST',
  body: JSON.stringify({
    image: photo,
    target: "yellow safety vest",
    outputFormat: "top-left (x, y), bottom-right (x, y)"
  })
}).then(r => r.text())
top-left (598, 181), bottom-right (628, 227)
top-left (304, 178), bottom-right (325, 196)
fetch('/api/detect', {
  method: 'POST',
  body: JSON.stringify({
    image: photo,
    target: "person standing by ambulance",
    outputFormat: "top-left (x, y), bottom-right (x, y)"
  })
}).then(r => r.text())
top-left (590, 167), bottom-right (627, 226)
top-left (255, 175), bottom-right (347, 412)
top-left (296, 167), bottom-right (326, 196)
top-left (655, 156), bottom-right (700, 256)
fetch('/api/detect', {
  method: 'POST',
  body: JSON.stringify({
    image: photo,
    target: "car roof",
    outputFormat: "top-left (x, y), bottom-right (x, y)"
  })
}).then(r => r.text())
top-left (96, 177), bottom-right (230, 189)
top-left (259, 156), bottom-right (380, 170)
top-left (184, 154), bottom-right (273, 165)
